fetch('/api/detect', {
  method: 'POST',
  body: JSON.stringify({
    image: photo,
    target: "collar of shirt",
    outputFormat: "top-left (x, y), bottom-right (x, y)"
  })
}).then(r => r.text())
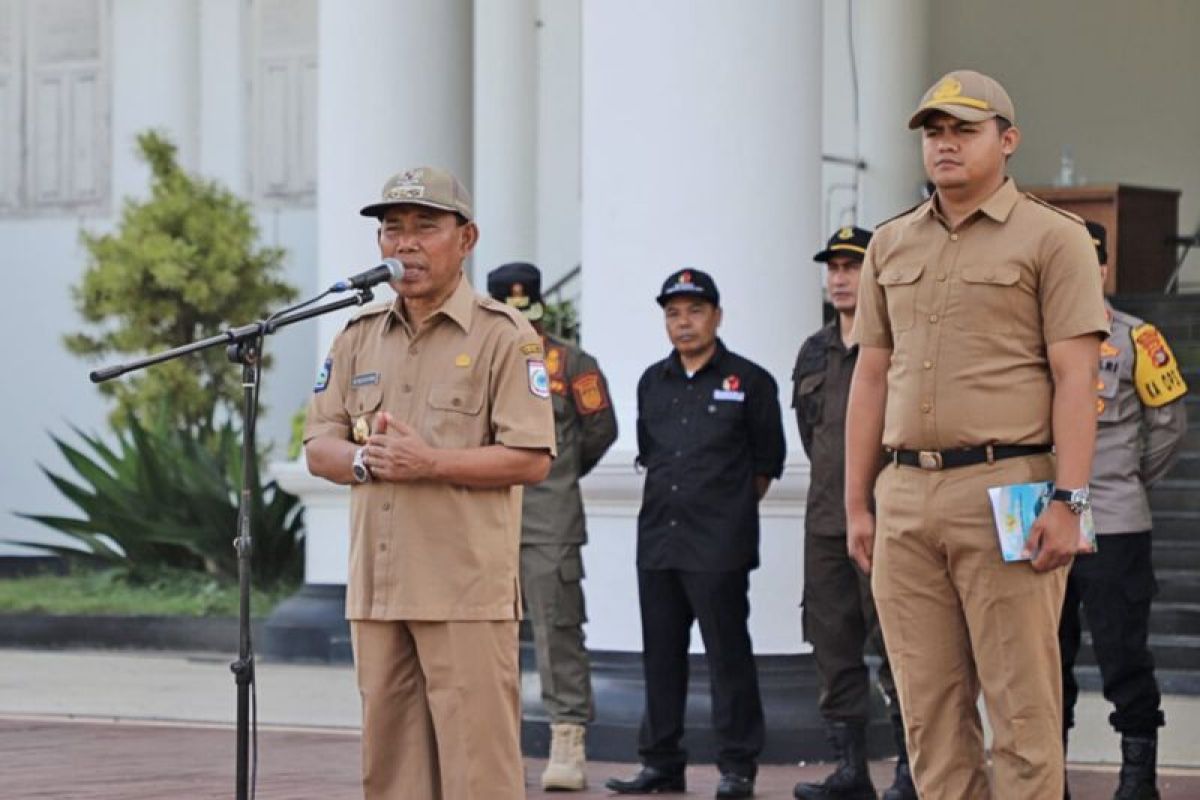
top-left (912, 176), bottom-right (1021, 231)
top-left (818, 319), bottom-right (856, 356)
top-left (383, 271), bottom-right (475, 337)
top-left (662, 337), bottom-right (730, 378)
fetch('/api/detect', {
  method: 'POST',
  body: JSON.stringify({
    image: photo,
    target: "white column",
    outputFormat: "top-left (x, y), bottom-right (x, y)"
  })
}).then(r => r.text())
top-left (580, 0), bottom-right (824, 654)
top-left (289, 0), bottom-right (473, 587)
top-left (110, 0), bottom-right (200, 199)
top-left (534, 0), bottom-right (583, 285)
top-left (857, 0), bottom-right (931, 225)
top-left (472, 0), bottom-right (538, 284)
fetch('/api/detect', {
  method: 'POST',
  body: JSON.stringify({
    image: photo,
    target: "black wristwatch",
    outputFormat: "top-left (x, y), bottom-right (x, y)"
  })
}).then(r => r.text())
top-left (1051, 486), bottom-right (1090, 515)
top-left (351, 446), bottom-right (372, 484)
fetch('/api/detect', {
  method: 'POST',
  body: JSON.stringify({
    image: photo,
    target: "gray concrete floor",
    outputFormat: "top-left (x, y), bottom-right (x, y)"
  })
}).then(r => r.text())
top-left (2, 647), bottom-right (1199, 800)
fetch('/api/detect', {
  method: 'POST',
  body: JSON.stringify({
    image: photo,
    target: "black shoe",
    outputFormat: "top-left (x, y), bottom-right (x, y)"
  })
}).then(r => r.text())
top-left (881, 715), bottom-right (916, 800)
top-left (605, 766), bottom-right (686, 795)
top-left (793, 721), bottom-right (876, 800)
top-left (716, 772), bottom-right (755, 798)
top-left (1114, 734), bottom-right (1160, 800)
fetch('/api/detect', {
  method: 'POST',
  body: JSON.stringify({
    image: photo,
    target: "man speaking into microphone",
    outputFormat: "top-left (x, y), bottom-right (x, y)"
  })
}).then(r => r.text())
top-left (303, 166), bottom-right (556, 800)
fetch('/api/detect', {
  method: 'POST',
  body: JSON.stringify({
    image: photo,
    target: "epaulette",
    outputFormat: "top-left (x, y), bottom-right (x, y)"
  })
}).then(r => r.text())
top-left (1024, 193), bottom-right (1086, 226)
top-left (477, 295), bottom-right (524, 328)
top-left (344, 301), bottom-right (391, 328)
top-left (874, 199), bottom-right (928, 230)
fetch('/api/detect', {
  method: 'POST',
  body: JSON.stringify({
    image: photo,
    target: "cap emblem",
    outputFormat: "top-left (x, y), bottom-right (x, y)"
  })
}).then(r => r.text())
top-left (837, 227), bottom-right (854, 240)
top-left (386, 185), bottom-right (425, 200)
top-left (932, 77), bottom-right (963, 102)
top-left (678, 270), bottom-right (693, 285)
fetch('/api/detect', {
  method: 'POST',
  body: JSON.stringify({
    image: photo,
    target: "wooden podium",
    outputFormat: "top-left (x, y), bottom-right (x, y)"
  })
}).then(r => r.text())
top-left (1024, 184), bottom-right (1179, 294)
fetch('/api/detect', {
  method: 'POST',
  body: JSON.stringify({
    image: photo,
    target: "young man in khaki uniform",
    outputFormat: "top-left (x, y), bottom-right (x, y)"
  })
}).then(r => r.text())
top-left (845, 71), bottom-right (1109, 799)
top-left (486, 262), bottom-right (618, 791)
top-left (304, 167), bottom-right (556, 800)
top-left (1060, 222), bottom-right (1189, 800)
top-left (792, 226), bottom-right (914, 800)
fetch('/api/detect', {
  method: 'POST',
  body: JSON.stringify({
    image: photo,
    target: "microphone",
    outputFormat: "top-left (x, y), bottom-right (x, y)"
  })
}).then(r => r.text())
top-left (330, 258), bottom-right (404, 292)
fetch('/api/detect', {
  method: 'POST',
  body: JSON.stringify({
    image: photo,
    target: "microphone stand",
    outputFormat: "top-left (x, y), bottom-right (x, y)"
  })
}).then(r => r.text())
top-left (90, 286), bottom-right (377, 800)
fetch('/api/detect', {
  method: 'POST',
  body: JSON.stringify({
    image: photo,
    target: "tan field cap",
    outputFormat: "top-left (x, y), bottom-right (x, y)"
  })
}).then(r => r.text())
top-left (360, 166), bottom-right (474, 220)
top-left (908, 69), bottom-right (1015, 129)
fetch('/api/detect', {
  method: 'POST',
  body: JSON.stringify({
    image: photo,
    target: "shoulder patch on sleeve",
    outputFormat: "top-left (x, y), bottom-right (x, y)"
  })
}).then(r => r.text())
top-left (571, 370), bottom-right (611, 414)
top-left (1131, 323), bottom-right (1188, 407)
top-left (527, 359), bottom-right (551, 399)
top-left (1024, 193), bottom-right (1086, 225)
top-left (313, 357), bottom-right (332, 393)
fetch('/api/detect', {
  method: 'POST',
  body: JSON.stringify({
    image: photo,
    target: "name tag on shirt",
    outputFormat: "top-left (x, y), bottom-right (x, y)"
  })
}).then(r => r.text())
top-left (712, 389), bottom-right (745, 402)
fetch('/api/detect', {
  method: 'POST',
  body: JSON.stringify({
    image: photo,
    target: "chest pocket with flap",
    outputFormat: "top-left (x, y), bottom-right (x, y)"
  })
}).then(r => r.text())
top-left (952, 263), bottom-right (1022, 334)
top-left (877, 264), bottom-right (923, 332)
top-left (426, 379), bottom-right (487, 448)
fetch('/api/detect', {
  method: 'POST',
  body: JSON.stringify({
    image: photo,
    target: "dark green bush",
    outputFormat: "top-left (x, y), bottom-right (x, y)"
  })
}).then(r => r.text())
top-left (14, 417), bottom-right (303, 588)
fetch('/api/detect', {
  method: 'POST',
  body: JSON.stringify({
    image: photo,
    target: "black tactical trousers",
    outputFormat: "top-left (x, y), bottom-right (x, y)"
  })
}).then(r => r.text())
top-left (802, 531), bottom-right (899, 723)
top-left (1060, 531), bottom-right (1165, 736)
top-left (636, 568), bottom-right (764, 779)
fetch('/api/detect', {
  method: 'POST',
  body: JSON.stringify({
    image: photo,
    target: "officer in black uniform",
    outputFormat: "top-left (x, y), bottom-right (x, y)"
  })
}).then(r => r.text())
top-left (607, 268), bottom-right (786, 800)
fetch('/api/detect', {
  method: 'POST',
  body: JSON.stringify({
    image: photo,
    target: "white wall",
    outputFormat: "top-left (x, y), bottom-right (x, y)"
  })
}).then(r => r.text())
top-left (0, 0), bottom-right (316, 554)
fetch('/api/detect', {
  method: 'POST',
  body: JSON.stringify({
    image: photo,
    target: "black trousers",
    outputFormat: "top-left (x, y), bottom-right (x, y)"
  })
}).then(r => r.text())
top-left (802, 531), bottom-right (898, 723)
top-left (636, 568), bottom-right (764, 778)
top-left (1059, 531), bottom-right (1165, 736)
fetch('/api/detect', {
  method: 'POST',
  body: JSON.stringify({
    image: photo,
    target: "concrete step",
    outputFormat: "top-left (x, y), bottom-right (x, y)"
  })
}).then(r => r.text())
top-left (1150, 602), bottom-right (1200, 637)
top-left (1148, 510), bottom-right (1198, 540)
top-left (1153, 539), bottom-right (1200, 571)
top-left (1147, 479), bottom-right (1200, 512)
top-left (1168, 452), bottom-right (1200, 480)
top-left (1079, 632), bottom-right (1200, 672)
top-left (1157, 569), bottom-right (1200, 604)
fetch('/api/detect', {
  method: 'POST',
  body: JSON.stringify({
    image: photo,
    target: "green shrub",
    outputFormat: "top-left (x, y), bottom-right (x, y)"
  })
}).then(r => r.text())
top-left (14, 417), bottom-right (303, 588)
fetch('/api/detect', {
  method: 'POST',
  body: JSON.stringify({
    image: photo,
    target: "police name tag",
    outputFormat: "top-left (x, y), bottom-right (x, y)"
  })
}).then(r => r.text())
top-left (712, 389), bottom-right (745, 402)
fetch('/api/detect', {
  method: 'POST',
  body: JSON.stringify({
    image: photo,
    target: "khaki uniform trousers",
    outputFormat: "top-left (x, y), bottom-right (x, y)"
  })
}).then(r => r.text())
top-left (521, 543), bottom-right (594, 724)
top-left (872, 453), bottom-right (1067, 799)
top-left (351, 619), bottom-right (523, 800)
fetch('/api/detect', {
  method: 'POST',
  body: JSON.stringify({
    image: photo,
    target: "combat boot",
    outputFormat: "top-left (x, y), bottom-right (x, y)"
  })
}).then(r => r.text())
top-left (1114, 734), bottom-right (1160, 800)
top-left (793, 721), bottom-right (877, 800)
top-left (880, 715), bottom-right (916, 800)
top-left (541, 722), bottom-right (588, 791)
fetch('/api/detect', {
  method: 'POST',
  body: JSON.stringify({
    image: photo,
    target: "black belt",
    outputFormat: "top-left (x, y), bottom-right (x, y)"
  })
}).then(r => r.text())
top-left (889, 444), bottom-right (1052, 471)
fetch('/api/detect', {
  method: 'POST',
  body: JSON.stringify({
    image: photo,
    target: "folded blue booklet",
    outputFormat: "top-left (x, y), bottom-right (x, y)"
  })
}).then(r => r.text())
top-left (987, 481), bottom-right (1097, 562)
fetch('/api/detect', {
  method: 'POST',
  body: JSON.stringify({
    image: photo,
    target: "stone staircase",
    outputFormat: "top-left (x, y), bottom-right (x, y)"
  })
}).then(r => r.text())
top-left (1077, 293), bottom-right (1200, 694)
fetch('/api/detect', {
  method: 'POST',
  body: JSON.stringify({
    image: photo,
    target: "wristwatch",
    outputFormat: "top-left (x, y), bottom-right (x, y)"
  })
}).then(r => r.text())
top-left (1051, 486), bottom-right (1090, 515)
top-left (351, 446), bottom-right (372, 484)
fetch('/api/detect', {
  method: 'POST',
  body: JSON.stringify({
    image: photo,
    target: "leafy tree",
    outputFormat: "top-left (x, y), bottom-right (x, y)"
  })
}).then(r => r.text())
top-left (65, 130), bottom-right (297, 435)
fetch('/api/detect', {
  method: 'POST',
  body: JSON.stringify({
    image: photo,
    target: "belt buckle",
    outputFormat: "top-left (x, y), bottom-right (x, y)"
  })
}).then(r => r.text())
top-left (918, 450), bottom-right (944, 471)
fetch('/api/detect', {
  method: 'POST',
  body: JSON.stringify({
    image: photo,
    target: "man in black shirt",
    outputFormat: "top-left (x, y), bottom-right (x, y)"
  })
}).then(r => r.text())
top-left (607, 269), bottom-right (786, 799)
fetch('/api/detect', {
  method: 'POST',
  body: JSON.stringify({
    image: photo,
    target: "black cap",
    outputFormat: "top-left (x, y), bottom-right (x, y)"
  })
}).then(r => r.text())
top-left (656, 268), bottom-right (720, 307)
top-left (814, 226), bottom-right (872, 263)
top-left (1084, 221), bottom-right (1108, 266)
top-left (487, 261), bottom-right (545, 321)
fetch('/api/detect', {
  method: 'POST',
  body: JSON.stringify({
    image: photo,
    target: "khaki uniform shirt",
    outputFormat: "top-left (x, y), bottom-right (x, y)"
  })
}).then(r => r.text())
top-left (793, 321), bottom-right (858, 537)
top-left (522, 333), bottom-right (618, 545)
top-left (304, 276), bottom-right (556, 621)
top-left (856, 178), bottom-right (1109, 449)
top-left (1092, 303), bottom-right (1189, 534)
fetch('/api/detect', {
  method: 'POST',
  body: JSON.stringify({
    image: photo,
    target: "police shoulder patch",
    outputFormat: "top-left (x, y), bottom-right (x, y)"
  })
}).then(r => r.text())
top-left (1131, 323), bottom-right (1188, 407)
top-left (571, 370), bottom-right (610, 414)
